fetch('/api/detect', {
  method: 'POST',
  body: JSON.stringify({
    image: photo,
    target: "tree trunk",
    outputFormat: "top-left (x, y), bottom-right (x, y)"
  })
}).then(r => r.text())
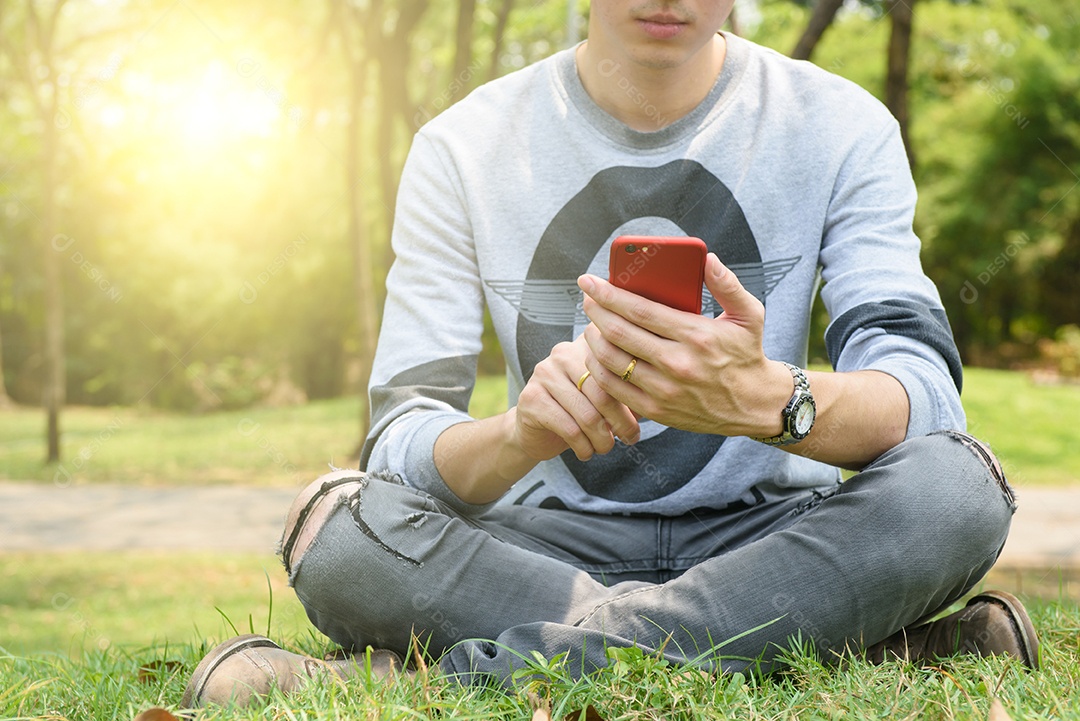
top-left (487, 0), bottom-right (513, 82)
top-left (450, 0), bottom-right (476, 104)
top-left (347, 58), bottom-right (378, 442)
top-left (726, 4), bottom-right (742, 36)
top-left (0, 295), bottom-right (13, 409)
top-left (885, 0), bottom-right (916, 170)
top-left (375, 0), bottom-right (429, 277)
top-left (335, 0), bottom-right (379, 445)
top-left (29, 0), bottom-right (67, 463)
top-left (42, 86), bottom-right (64, 462)
top-left (791, 0), bottom-right (845, 61)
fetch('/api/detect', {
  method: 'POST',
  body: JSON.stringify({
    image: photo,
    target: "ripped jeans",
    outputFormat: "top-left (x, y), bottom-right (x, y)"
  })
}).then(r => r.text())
top-left (278, 430), bottom-right (1016, 684)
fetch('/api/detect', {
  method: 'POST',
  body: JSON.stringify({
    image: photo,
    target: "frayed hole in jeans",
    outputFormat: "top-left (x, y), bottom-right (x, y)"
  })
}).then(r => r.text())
top-left (931, 430), bottom-right (1016, 511)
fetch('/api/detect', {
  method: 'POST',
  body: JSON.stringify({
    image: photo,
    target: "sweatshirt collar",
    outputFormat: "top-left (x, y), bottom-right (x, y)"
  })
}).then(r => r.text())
top-left (555, 32), bottom-right (747, 150)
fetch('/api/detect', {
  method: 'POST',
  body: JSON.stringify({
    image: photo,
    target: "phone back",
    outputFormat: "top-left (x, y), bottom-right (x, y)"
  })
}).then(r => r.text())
top-left (609, 236), bottom-right (707, 314)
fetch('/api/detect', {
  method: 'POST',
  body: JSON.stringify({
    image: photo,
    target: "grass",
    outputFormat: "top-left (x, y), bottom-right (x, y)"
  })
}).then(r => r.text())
top-left (1, 367), bottom-right (1078, 487)
top-left (0, 553), bottom-right (311, 657)
top-left (958, 369), bottom-right (1080, 487)
top-left (0, 561), bottom-right (1077, 719)
top-left (1, 369), bottom-right (1078, 718)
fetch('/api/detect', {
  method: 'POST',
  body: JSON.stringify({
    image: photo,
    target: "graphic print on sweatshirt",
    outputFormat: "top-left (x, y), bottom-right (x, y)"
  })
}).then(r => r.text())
top-left (484, 160), bottom-right (801, 504)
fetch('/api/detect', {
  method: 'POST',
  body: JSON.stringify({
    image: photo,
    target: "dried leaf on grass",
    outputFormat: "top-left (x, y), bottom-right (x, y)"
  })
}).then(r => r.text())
top-left (527, 689), bottom-right (604, 721)
top-left (132, 708), bottom-right (180, 721)
top-left (989, 698), bottom-right (1014, 721)
top-left (528, 690), bottom-right (551, 721)
top-left (136, 660), bottom-right (183, 683)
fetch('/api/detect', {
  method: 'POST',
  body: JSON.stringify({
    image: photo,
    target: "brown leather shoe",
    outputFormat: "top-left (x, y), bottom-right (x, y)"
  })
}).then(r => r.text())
top-left (866, 590), bottom-right (1039, 669)
top-left (181, 634), bottom-right (405, 709)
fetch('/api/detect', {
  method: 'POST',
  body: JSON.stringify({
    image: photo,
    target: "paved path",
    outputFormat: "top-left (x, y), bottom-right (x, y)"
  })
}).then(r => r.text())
top-left (1, 482), bottom-right (1078, 571)
top-left (0, 483), bottom-right (297, 552)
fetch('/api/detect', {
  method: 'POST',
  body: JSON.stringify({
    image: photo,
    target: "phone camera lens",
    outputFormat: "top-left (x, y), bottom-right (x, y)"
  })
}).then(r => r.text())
top-left (624, 244), bottom-right (637, 254)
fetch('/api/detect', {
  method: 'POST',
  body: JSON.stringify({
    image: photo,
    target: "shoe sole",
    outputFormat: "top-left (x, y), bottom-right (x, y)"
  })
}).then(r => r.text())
top-left (969, 590), bottom-right (1040, 670)
top-left (180, 634), bottom-right (282, 709)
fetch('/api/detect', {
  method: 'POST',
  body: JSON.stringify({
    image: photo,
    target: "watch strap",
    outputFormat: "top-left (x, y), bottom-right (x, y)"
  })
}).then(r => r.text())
top-left (753, 362), bottom-right (812, 447)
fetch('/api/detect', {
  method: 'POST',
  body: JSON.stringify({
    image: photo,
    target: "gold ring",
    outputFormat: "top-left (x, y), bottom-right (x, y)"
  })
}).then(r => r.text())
top-left (576, 370), bottom-right (591, 391)
top-left (621, 358), bottom-right (638, 382)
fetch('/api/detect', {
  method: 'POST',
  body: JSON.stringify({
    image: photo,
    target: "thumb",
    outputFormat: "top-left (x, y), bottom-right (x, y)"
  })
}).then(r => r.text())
top-left (705, 253), bottom-right (764, 324)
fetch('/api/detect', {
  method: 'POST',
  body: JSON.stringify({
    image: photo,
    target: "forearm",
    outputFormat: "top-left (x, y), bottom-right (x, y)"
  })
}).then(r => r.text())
top-left (783, 369), bottom-right (909, 470)
top-left (433, 409), bottom-right (539, 505)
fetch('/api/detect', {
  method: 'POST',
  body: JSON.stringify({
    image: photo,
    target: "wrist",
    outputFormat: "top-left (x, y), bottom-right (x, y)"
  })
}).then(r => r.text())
top-left (498, 408), bottom-right (541, 481)
top-left (751, 361), bottom-right (817, 446)
top-left (746, 359), bottom-right (794, 438)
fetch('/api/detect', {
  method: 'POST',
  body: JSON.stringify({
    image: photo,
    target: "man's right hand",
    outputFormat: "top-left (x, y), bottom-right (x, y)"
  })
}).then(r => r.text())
top-left (433, 335), bottom-right (640, 506)
top-left (513, 336), bottom-right (641, 462)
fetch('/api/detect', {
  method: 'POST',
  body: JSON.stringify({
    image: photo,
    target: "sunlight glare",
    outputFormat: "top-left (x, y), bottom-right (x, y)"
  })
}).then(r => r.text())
top-left (95, 60), bottom-right (283, 154)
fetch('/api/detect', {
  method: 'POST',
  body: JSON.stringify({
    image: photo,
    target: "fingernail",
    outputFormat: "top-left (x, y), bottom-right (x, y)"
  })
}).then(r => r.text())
top-left (578, 275), bottom-right (595, 293)
top-left (709, 253), bottom-right (726, 278)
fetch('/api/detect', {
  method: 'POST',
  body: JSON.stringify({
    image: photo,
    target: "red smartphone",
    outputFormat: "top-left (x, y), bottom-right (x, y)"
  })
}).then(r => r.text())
top-left (608, 235), bottom-right (707, 314)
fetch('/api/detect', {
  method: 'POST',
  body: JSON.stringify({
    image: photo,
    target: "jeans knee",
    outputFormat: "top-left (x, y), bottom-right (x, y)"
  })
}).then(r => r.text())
top-left (889, 431), bottom-right (1015, 562)
top-left (279, 469), bottom-right (369, 580)
top-left (284, 474), bottom-right (446, 655)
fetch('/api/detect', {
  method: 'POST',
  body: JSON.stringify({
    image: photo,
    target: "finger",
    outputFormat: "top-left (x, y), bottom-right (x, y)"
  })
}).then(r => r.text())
top-left (578, 274), bottom-right (700, 341)
top-left (703, 253), bottom-right (763, 325)
top-left (580, 292), bottom-right (670, 367)
top-left (582, 321), bottom-right (641, 381)
top-left (580, 376), bottom-right (641, 444)
top-left (584, 353), bottom-right (652, 417)
top-left (549, 375), bottom-right (618, 456)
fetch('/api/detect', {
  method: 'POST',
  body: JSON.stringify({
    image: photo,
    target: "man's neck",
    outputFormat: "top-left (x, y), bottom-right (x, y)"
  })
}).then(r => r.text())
top-left (575, 34), bottom-right (727, 133)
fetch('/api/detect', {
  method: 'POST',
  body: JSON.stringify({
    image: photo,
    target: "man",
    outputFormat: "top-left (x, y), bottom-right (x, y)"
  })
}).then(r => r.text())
top-left (183, 0), bottom-right (1037, 707)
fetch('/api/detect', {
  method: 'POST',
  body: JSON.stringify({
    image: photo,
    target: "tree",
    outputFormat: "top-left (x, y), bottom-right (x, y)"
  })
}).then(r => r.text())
top-left (791, 0), bottom-right (845, 61)
top-left (451, 0), bottom-right (476, 104)
top-left (486, 0), bottom-right (514, 82)
top-left (372, 0), bottom-right (430, 262)
top-left (884, 0), bottom-right (916, 169)
top-left (0, 285), bottom-right (11, 408)
top-left (330, 0), bottom-right (380, 442)
top-left (0, 0), bottom-right (68, 461)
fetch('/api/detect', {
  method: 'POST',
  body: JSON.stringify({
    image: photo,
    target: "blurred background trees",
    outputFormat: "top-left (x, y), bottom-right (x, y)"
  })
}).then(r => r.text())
top-left (0, 0), bottom-right (1077, 461)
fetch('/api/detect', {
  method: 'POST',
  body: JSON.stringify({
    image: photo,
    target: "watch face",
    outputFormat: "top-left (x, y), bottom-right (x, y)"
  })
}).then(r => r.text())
top-left (793, 398), bottom-right (815, 436)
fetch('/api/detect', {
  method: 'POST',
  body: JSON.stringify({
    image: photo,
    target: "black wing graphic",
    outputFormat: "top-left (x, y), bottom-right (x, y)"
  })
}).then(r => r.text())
top-left (485, 279), bottom-right (585, 325)
top-left (488, 256), bottom-right (800, 325)
top-left (702, 256), bottom-right (801, 315)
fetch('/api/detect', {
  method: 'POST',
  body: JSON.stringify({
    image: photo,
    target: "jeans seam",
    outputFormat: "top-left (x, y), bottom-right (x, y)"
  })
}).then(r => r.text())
top-left (930, 430), bottom-right (1017, 512)
top-left (573, 585), bottom-right (663, 628)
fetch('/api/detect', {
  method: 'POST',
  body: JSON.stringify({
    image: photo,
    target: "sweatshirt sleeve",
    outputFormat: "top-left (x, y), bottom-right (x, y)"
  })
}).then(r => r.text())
top-left (358, 132), bottom-right (496, 516)
top-left (818, 118), bottom-right (966, 438)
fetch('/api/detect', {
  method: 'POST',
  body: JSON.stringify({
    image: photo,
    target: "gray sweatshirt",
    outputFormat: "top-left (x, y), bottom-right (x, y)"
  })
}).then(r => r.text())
top-left (360, 33), bottom-right (965, 516)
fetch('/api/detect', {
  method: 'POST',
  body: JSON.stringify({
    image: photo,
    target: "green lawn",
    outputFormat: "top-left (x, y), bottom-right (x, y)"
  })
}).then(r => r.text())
top-left (2, 369), bottom-right (1079, 719)
top-left (0, 553), bottom-right (1077, 719)
top-left (0, 553), bottom-right (311, 658)
top-left (0, 367), bottom-right (1077, 487)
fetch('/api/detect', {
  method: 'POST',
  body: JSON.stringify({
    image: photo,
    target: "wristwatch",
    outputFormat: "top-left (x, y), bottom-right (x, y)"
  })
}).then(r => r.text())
top-left (753, 362), bottom-right (816, 446)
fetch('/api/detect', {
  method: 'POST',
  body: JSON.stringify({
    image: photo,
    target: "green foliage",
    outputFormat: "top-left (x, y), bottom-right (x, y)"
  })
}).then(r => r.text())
top-left (751, 0), bottom-right (1080, 366)
top-left (2, 0), bottom-right (1079, 417)
top-left (914, 0), bottom-right (1080, 357)
top-left (1035, 325), bottom-right (1080, 380)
